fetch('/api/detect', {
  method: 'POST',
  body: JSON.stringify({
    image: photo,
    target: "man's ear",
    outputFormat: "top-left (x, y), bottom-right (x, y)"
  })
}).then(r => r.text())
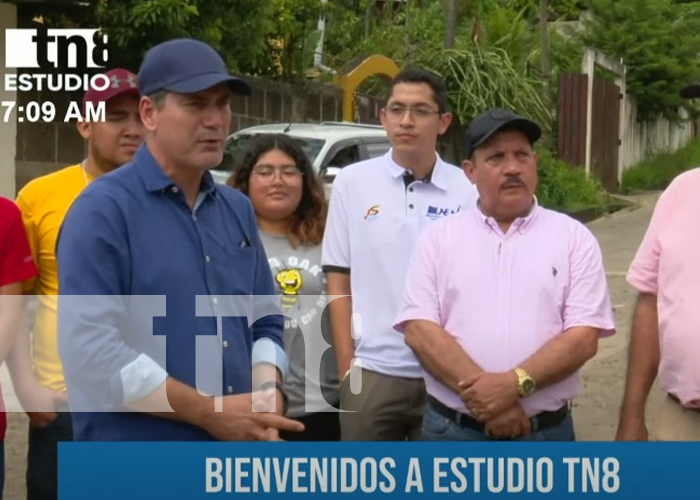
top-left (462, 159), bottom-right (477, 185)
top-left (140, 95), bottom-right (159, 132)
top-left (438, 112), bottom-right (453, 135)
top-left (76, 120), bottom-right (90, 140)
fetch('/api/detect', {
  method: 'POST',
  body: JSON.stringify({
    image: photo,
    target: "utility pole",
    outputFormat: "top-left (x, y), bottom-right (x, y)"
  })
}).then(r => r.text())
top-left (539, 0), bottom-right (551, 109)
top-left (365, 0), bottom-right (373, 37)
top-left (444, 0), bottom-right (458, 48)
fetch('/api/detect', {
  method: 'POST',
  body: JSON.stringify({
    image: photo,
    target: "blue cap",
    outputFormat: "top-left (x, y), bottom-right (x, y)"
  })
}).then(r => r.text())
top-left (137, 38), bottom-right (251, 97)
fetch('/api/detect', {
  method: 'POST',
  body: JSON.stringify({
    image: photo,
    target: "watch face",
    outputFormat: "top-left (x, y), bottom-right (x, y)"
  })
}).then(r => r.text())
top-left (522, 379), bottom-right (536, 394)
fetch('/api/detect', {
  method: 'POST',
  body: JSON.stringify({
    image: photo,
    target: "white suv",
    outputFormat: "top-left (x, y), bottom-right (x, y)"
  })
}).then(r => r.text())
top-left (210, 122), bottom-right (391, 190)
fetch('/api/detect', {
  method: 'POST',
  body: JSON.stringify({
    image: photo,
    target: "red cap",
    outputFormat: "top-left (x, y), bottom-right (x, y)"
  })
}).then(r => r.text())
top-left (83, 68), bottom-right (140, 107)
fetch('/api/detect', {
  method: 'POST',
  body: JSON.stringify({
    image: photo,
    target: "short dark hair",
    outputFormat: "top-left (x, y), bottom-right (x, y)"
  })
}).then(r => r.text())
top-left (148, 90), bottom-right (169, 110)
top-left (387, 68), bottom-right (449, 114)
top-left (227, 134), bottom-right (328, 248)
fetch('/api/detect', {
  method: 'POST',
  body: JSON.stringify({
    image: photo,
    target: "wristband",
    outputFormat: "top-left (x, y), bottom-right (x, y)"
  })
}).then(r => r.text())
top-left (259, 381), bottom-right (288, 415)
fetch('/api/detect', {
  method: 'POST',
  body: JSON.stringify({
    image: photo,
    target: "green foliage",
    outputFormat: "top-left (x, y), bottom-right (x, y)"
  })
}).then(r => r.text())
top-left (582, 0), bottom-right (700, 122)
top-left (36, 0), bottom-right (325, 79)
top-left (499, 0), bottom-right (584, 20)
top-left (548, 25), bottom-right (584, 76)
top-left (92, 0), bottom-right (274, 73)
top-left (260, 0), bottom-right (325, 79)
top-left (535, 148), bottom-right (606, 211)
top-left (478, 4), bottom-right (538, 72)
top-left (410, 45), bottom-right (550, 127)
top-left (324, 0), bottom-right (446, 67)
top-left (621, 138), bottom-right (700, 193)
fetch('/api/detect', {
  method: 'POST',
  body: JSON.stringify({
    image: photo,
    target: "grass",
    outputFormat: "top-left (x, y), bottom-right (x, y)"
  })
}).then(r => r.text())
top-left (536, 148), bottom-right (608, 213)
top-left (621, 138), bottom-right (700, 194)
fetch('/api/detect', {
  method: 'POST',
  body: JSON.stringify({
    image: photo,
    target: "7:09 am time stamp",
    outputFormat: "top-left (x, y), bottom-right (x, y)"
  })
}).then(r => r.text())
top-left (1, 100), bottom-right (105, 123)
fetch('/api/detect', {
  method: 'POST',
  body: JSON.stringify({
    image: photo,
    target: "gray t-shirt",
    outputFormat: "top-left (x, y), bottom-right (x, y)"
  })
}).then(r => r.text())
top-left (259, 231), bottom-right (340, 417)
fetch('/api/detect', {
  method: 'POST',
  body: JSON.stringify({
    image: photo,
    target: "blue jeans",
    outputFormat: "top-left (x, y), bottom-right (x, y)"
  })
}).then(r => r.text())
top-left (422, 404), bottom-right (576, 441)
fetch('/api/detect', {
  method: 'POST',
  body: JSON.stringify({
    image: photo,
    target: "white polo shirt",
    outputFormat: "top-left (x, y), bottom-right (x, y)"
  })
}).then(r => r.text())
top-left (322, 150), bottom-right (478, 378)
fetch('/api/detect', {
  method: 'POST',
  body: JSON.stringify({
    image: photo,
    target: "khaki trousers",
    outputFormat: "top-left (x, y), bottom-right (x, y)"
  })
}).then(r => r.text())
top-left (651, 394), bottom-right (700, 441)
top-left (339, 367), bottom-right (426, 441)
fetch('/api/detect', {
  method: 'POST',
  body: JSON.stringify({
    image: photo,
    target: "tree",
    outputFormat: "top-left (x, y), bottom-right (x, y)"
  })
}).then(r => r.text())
top-left (582, 0), bottom-right (700, 121)
top-left (503, 0), bottom-right (583, 20)
top-left (23, 0), bottom-right (327, 79)
top-left (93, 0), bottom-right (275, 73)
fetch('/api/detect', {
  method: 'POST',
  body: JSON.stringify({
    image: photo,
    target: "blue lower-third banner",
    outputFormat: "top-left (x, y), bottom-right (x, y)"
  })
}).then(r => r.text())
top-left (59, 442), bottom-right (692, 499)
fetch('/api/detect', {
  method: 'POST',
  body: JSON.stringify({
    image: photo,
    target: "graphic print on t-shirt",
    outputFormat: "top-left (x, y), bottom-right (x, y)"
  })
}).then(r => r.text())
top-left (275, 268), bottom-right (303, 310)
top-left (269, 255), bottom-right (327, 329)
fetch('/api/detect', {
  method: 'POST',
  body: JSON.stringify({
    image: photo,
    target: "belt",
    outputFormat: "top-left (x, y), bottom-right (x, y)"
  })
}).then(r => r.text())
top-left (669, 393), bottom-right (700, 413)
top-left (428, 396), bottom-right (569, 434)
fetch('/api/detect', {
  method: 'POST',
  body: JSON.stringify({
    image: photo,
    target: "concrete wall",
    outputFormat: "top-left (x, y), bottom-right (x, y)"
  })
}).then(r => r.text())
top-left (0, 1), bottom-right (18, 199)
top-left (620, 95), bottom-right (695, 171)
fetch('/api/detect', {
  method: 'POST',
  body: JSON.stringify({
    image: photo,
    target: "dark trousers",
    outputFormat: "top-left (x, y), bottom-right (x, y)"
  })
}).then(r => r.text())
top-left (27, 411), bottom-right (73, 500)
top-left (280, 411), bottom-right (341, 441)
top-left (0, 440), bottom-right (5, 500)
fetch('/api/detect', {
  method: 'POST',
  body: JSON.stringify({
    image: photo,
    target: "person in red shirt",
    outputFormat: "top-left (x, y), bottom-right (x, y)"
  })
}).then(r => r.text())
top-left (0, 196), bottom-right (39, 498)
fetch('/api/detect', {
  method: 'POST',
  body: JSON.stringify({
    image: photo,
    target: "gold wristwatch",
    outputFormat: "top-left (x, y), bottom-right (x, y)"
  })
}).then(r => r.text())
top-left (514, 367), bottom-right (536, 397)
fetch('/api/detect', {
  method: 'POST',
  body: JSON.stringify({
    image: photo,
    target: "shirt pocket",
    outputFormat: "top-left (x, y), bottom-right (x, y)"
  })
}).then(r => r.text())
top-left (214, 245), bottom-right (257, 295)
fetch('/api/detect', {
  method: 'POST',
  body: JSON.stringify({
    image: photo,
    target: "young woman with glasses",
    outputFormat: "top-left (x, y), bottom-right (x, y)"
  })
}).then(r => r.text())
top-left (228, 133), bottom-right (340, 441)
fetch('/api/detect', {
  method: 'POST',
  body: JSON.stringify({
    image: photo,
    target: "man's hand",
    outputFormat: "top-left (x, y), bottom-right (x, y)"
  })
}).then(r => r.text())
top-left (202, 391), bottom-right (303, 441)
top-left (15, 381), bottom-right (68, 428)
top-left (484, 403), bottom-right (531, 439)
top-left (615, 417), bottom-right (649, 441)
top-left (459, 371), bottom-right (519, 422)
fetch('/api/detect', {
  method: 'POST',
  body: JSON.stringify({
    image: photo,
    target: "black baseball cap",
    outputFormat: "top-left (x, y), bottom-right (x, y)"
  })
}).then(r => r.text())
top-left (464, 108), bottom-right (542, 158)
top-left (138, 38), bottom-right (251, 97)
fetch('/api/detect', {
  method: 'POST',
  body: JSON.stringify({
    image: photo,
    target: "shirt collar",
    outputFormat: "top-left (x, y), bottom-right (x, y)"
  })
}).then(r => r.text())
top-left (474, 196), bottom-right (540, 234)
top-left (384, 148), bottom-right (449, 191)
top-left (135, 144), bottom-right (218, 196)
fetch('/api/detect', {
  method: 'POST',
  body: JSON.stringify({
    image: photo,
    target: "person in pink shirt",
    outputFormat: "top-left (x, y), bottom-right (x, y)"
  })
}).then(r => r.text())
top-left (617, 168), bottom-right (700, 441)
top-left (393, 108), bottom-right (616, 441)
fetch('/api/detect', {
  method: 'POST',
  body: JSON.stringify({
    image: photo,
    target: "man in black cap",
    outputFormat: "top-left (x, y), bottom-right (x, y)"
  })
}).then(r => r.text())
top-left (56, 38), bottom-right (303, 441)
top-left (394, 108), bottom-right (615, 441)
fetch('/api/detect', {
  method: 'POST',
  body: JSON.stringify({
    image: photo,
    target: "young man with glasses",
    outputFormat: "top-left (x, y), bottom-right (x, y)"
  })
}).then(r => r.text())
top-left (322, 68), bottom-right (478, 441)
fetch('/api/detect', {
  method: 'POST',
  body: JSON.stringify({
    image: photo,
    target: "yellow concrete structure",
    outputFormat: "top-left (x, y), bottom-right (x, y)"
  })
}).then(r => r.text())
top-left (333, 55), bottom-right (401, 122)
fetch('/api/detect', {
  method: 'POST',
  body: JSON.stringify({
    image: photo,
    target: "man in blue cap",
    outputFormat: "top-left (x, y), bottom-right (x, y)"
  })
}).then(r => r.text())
top-left (56, 38), bottom-right (304, 441)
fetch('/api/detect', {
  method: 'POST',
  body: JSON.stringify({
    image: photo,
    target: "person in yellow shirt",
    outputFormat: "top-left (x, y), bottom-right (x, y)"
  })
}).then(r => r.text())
top-left (9, 68), bottom-right (144, 500)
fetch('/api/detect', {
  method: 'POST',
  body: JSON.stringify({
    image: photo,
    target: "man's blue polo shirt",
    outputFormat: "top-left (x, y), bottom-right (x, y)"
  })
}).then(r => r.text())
top-left (56, 144), bottom-right (288, 441)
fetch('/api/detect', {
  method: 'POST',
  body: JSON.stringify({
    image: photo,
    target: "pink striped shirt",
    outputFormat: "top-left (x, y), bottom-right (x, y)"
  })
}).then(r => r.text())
top-left (393, 202), bottom-right (616, 416)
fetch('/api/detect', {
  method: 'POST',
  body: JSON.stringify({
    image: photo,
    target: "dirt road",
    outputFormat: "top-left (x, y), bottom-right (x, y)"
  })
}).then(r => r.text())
top-left (574, 192), bottom-right (665, 440)
top-left (0, 192), bottom-right (664, 498)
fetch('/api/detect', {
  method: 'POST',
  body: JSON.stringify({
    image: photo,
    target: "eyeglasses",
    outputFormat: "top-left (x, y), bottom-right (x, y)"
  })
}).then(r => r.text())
top-left (252, 164), bottom-right (303, 182)
top-left (383, 105), bottom-right (441, 120)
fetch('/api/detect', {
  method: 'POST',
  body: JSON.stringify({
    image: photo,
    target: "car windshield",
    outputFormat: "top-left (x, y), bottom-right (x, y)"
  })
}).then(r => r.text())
top-left (216, 133), bottom-right (326, 172)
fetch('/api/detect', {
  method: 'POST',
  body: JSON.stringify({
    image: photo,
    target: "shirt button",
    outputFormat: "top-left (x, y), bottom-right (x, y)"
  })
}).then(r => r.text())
top-left (227, 386), bottom-right (234, 394)
top-left (409, 187), bottom-right (414, 192)
top-left (193, 215), bottom-right (198, 221)
top-left (212, 297), bottom-right (218, 305)
top-left (205, 255), bottom-right (211, 263)
top-left (409, 204), bottom-right (414, 209)
top-left (171, 187), bottom-right (179, 193)
top-left (223, 340), bottom-right (229, 348)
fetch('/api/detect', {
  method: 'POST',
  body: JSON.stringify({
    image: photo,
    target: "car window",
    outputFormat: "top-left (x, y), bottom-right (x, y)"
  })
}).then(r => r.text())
top-left (327, 145), bottom-right (360, 168)
top-left (216, 134), bottom-right (326, 172)
top-left (365, 141), bottom-right (391, 159)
